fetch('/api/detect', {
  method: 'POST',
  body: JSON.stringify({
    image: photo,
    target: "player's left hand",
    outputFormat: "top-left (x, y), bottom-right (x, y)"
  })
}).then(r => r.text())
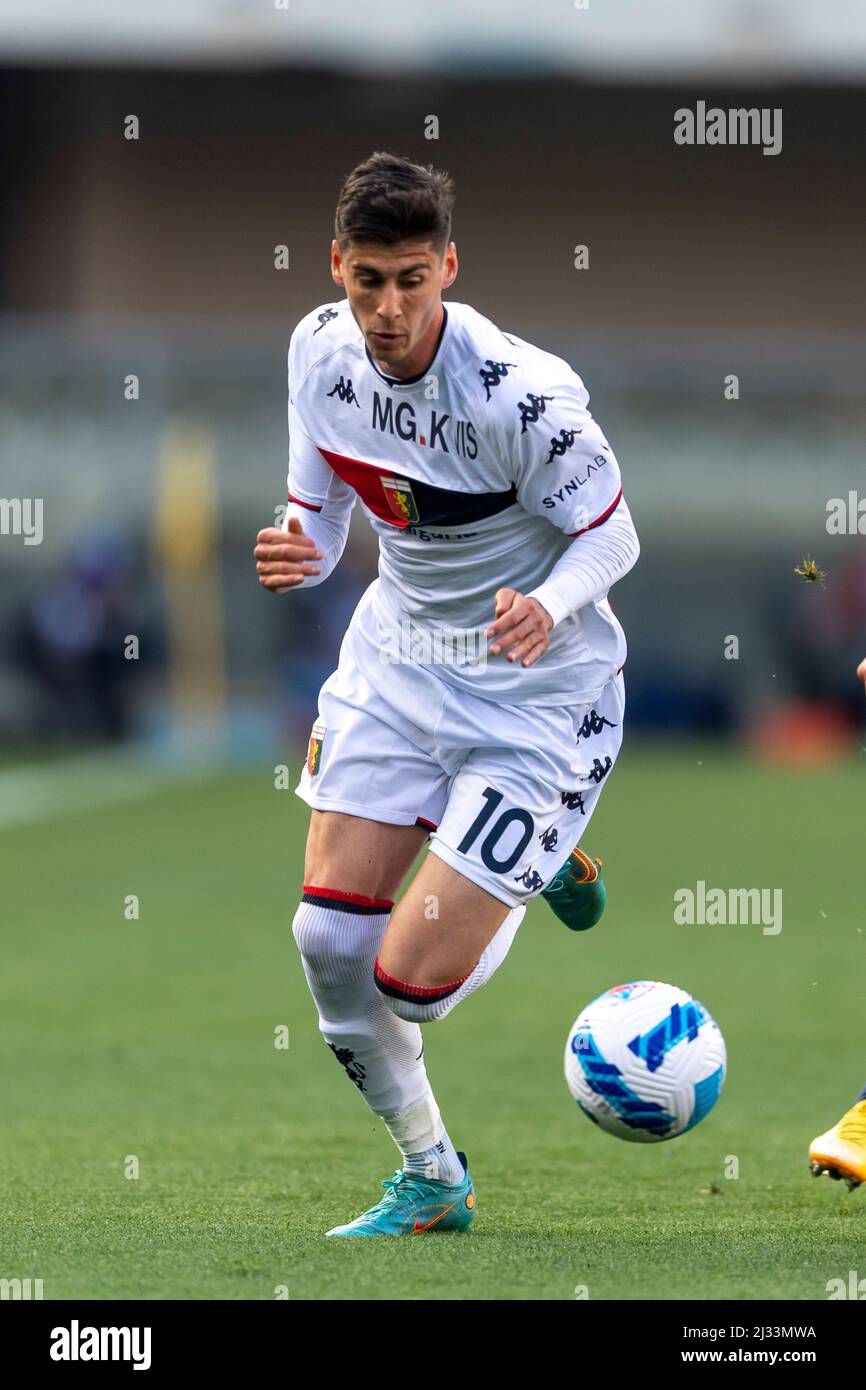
top-left (486, 589), bottom-right (554, 668)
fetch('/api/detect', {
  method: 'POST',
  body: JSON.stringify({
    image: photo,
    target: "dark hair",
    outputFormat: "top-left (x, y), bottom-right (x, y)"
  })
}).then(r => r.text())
top-left (334, 152), bottom-right (455, 255)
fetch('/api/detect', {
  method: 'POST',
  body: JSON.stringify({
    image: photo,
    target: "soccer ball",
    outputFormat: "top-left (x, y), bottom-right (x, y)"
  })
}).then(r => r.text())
top-left (564, 980), bottom-right (726, 1142)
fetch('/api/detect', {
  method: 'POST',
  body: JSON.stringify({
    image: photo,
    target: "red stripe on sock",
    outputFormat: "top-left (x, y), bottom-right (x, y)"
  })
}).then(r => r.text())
top-left (303, 884), bottom-right (394, 910)
top-left (373, 958), bottom-right (469, 999)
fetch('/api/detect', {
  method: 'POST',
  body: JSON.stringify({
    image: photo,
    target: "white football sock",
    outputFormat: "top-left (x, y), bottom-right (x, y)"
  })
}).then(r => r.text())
top-left (384, 1093), bottom-right (465, 1185)
top-left (292, 890), bottom-right (463, 1182)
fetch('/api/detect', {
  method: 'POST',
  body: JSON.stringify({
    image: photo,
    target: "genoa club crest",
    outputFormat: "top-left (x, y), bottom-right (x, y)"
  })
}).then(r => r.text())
top-left (381, 476), bottom-right (420, 524)
top-left (307, 721), bottom-right (326, 776)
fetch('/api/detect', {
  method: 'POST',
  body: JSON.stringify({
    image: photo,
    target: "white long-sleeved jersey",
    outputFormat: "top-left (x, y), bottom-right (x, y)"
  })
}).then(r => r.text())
top-left (283, 298), bottom-right (639, 705)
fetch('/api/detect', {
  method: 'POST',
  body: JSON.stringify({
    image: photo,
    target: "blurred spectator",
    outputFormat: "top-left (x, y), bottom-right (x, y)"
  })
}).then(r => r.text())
top-left (16, 533), bottom-right (145, 740)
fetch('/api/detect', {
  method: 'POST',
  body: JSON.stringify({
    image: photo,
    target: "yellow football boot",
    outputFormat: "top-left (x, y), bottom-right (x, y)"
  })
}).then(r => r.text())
top-left (809, 1100), bottom-right (866, 1191)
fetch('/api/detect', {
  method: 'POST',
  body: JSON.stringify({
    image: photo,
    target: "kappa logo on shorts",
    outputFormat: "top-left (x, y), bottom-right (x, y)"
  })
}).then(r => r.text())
top-left (307, 721), bottom-right (326, 776)
top-left (575, 709), bottom-right (617, 740)
top-left (381, 476), bottom-right (420, 524)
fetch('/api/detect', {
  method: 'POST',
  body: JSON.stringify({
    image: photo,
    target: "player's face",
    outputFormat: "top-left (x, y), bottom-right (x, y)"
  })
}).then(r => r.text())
top-left (331, 238), bottom-right (458, 379)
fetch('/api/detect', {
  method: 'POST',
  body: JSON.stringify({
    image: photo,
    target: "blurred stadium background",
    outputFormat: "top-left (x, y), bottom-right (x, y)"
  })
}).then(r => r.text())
top-left (2, 1), bottom-right (866, 1303)
top-left (2, 0), bottom-right (865, 769)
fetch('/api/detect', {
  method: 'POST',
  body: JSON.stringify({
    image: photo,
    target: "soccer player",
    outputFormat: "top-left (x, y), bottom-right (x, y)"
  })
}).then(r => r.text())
top-left (254, 152), bottom-right (640, 1235)
top-left (807, 652), bottom-right (866, 1192)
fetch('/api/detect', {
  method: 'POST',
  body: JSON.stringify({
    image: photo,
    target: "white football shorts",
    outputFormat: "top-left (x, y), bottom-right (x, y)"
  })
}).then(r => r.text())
top-left (295, 602), bottom-right (625, 909)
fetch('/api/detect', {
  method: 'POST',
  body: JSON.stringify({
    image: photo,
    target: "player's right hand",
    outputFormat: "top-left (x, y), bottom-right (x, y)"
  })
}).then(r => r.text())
top-left (857, 655), bottom-right (866, 687)
top-left (254, 518), bottom-right (323, 593)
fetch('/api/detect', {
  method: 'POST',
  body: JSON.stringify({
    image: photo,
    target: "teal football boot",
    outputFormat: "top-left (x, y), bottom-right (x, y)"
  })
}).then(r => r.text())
top-left (542, 848), bottom-right (606, 931)
top-left (325, 1151), bottom-right (475, 1237)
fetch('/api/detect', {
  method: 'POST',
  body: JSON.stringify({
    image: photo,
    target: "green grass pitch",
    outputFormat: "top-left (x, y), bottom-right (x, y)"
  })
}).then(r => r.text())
top-left (1, 744), bottom-right (863, 1300)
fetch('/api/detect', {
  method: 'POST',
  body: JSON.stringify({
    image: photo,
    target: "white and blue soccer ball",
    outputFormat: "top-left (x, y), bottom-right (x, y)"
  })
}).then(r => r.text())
top-left (564, 980), bottom-right (726, 1142)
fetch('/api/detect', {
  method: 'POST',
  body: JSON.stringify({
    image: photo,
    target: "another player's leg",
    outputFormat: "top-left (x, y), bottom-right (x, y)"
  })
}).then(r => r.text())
top-left (809, 1082), bottom-right (866, 1191)
top-left (809, 661), bottom-right (866, 1192)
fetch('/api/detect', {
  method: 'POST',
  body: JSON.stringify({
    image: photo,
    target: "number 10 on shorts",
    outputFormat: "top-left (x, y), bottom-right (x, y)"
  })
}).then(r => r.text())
top-left (456, 787), bottom-right (536, 875)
